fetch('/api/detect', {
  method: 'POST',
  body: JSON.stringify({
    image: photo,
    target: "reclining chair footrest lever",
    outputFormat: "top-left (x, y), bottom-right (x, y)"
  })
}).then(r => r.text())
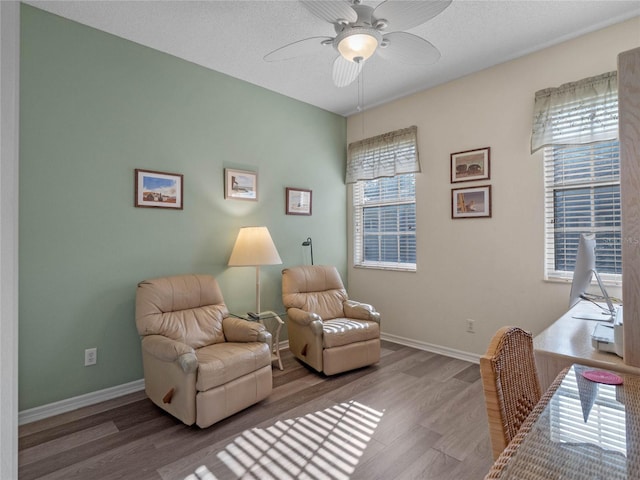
top-left (163, 387), bottom-right (175, 404)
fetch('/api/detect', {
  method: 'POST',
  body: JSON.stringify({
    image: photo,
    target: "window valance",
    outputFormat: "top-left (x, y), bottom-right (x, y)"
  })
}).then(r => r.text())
top-left (531, 71), bottom-right (618, 154)
top-left (346, 126), bottom-right (419, 184)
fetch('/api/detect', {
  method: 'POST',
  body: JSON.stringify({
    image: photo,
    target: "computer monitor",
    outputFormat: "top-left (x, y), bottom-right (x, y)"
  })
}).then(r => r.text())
top-left (569, 233), bottom-right (616, 320)
top-left (569, 233), bottom-right (596, 309)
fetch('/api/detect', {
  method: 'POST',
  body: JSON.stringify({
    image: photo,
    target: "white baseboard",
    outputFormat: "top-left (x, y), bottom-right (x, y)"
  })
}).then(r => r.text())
top-left (381, 332), bottom-right (481, 364)
top-left (18, 379), bottom-right (145, 425)
top-left (18, 338), bottom-right (470, 425)
top-left (19, 341), bottom-right (291, 425)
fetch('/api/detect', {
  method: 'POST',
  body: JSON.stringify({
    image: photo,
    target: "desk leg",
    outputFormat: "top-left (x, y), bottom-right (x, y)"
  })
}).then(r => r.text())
top-left (535, 351), bottom-right (573, 391)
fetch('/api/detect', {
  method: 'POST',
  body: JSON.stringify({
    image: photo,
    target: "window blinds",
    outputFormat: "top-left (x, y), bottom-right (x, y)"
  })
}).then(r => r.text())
top-left (346, 126), bottom-right (420, 184)
top-left (544, 141), bottom-right (622, 279)
top-left (353, 174), bottom-right (416, 270)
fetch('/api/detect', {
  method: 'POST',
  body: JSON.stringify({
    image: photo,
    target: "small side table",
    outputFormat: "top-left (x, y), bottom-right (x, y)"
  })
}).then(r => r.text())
top-left (231, 310), bottom-right (285, 370)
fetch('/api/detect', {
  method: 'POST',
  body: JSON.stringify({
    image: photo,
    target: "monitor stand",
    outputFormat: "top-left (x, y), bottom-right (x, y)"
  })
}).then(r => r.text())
top-left (573, 269), bottom-right (616, 322)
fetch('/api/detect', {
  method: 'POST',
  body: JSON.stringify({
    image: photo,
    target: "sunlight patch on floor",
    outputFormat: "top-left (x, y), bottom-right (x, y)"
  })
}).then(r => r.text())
top-left (185, 400), bottom-right (384, 480)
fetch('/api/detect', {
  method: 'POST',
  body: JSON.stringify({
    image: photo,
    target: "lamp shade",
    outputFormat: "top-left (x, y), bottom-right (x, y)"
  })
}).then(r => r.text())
top-left (228, 226), bottom-right (282, 266)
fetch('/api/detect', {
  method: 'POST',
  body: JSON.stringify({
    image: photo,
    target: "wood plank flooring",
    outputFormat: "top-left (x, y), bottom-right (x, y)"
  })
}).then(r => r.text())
top-left (19, 342), bottom-right (494, 479)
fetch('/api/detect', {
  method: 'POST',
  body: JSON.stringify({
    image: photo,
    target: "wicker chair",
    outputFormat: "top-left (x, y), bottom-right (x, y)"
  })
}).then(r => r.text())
top-left (483, 367), bottom-right (569, 479)
top-left (480, 326), bottom-right (543, 460)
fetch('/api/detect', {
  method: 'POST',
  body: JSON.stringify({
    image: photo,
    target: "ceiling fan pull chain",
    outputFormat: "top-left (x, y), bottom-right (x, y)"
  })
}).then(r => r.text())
top-left (359, 63), bottom-right (365, 136)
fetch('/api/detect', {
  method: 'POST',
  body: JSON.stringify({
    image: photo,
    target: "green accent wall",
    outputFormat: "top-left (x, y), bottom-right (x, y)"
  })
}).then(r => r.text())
top-left (19, 5), bottom-right (346, 411)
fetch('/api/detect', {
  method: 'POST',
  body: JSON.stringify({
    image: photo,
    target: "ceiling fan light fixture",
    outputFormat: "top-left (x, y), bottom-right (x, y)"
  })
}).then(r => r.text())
top-left (336, 28), bottom-right (381, 63)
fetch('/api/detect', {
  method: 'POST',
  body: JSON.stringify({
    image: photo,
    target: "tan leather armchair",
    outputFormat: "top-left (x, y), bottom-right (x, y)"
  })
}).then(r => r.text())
top-left (282, 265), bottom-right (381, 375)
top-left (135, 274), bottom-right (272, 428)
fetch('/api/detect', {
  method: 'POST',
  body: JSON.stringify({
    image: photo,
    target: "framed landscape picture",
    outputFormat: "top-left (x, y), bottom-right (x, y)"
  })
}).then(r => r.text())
top-left (225, 168), bottom-right (257, 201)
top-left (451, 185), bottom-right (492, 219)
top-left (286, 187), bottom-right (312, 215)
top-left (134, 169), bottom-right (183, 209)
top-left (451, 147), bottom-right (490, 183)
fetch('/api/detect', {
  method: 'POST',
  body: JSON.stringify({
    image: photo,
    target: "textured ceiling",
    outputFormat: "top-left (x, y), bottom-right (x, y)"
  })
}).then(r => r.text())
top-left (27, 0), bottom-right (640, 116)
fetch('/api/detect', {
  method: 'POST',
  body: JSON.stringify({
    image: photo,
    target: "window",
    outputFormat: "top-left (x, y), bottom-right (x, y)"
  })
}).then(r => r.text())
top-left (544, 141), bottom-right (621, 281)
top-left (347, 126), bottom-right (419, 271)
top-left (353, 174), bottom-right (416, 269)
top-left (533, 72), bottom-right (621, 283)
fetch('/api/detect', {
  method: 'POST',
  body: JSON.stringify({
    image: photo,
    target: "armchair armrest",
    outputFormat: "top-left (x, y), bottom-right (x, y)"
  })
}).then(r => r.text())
top-left (141, 335), bottom-right (197, 373)
top-left (287, 308), bottom-right (323, 336)
top-left (344, 300), bottom-right (381, 324)
top-left (222, 316), bottom-right (271, 344)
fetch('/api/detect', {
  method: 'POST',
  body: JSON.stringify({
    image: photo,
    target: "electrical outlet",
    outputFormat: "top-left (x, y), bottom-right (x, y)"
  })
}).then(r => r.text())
top-left (466, 319), bottom-right (475, 334)
top-left (85, 347), bottom-right (97, 366)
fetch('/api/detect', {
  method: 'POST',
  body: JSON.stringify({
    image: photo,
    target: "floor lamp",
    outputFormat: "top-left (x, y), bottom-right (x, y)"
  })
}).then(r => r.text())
top-left (302, 237), bottom-right (313, 265)
top-left (228, 226), bottom-right (282, 315)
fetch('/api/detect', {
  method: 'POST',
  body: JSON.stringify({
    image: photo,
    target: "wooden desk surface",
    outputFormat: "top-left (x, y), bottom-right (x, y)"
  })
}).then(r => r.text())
top-left (534, 301), bottom-right (639, 389)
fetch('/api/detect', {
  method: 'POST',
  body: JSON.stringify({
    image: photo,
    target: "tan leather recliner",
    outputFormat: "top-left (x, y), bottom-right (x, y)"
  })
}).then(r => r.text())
top-left (282, 265), bottom-right (381, 375)
top-left (135, 274), bottom-right (272, 428)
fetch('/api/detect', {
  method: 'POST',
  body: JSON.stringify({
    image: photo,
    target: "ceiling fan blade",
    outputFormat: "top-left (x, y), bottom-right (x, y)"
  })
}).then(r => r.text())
top-left (264, 36), bottom-right (333, 62)
top-left (377, 32), bottom-right (440, 65)
top-left (300, 1), bottom-right (358, 25)
top-left (373, 0), bottom-right (452, 32)
top-left (332, 56), bottom-right (363, 87)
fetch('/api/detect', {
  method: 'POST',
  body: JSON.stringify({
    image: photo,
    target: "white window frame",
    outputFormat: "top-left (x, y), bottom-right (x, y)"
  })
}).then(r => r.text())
top-left (543, 141), bottom-right (622, 285)
top-left (353, 173), bottom-right (417, 271)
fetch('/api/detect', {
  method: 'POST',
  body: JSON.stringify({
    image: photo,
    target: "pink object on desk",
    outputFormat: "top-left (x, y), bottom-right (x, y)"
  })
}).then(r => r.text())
top-left (582, 369), bottom-right (623, 385)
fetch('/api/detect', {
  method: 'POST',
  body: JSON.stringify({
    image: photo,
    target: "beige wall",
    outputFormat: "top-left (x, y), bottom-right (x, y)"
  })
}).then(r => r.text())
top-left (347, 17), bottom-right (639, 359)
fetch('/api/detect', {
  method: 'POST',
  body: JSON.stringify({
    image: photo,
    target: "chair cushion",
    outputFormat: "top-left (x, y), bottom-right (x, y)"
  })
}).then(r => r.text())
top-left (282, 266), bottom-right (348, 320)
top-left (136, 274), bottom-right (228, 348)
top-left (195, 342), bottom-right (271, 392)
top-left (322, 318), bottom-right (380, 348)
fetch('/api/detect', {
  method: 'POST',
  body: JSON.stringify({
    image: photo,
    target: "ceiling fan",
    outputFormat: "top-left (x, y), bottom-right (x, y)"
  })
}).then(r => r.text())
top-left (264, 0), bottom-right (452, 88)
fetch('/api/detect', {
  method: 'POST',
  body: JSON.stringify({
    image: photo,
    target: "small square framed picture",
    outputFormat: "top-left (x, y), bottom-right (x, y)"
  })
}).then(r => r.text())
top-left (134, 169), bottom-right (183, 209)
top-left (451, 185), bottom-right (492, 219)
top-left (286, 187), bottom-right (312, 215)
top-left (225, 168), bottom-right (257, 201)
top-left (451, 147), bottom-right (490, 183)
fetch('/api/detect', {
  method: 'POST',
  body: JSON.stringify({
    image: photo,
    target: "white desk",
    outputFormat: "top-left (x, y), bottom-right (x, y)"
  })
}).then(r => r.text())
top-left (534, 301), bottom-right (638, 390)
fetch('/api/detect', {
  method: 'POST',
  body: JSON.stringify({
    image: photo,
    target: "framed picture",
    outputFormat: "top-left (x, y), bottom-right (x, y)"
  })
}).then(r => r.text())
top-left (451, 147), bottom-right (490, 183)
top-left (286, 187), bottom-right (312, 215)
top-left (225, 168), bottom-right (257, 201)
top-left (134, 169), bottom-right (183, 209)
top-left (452, 185), bottom-right (492, 219)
